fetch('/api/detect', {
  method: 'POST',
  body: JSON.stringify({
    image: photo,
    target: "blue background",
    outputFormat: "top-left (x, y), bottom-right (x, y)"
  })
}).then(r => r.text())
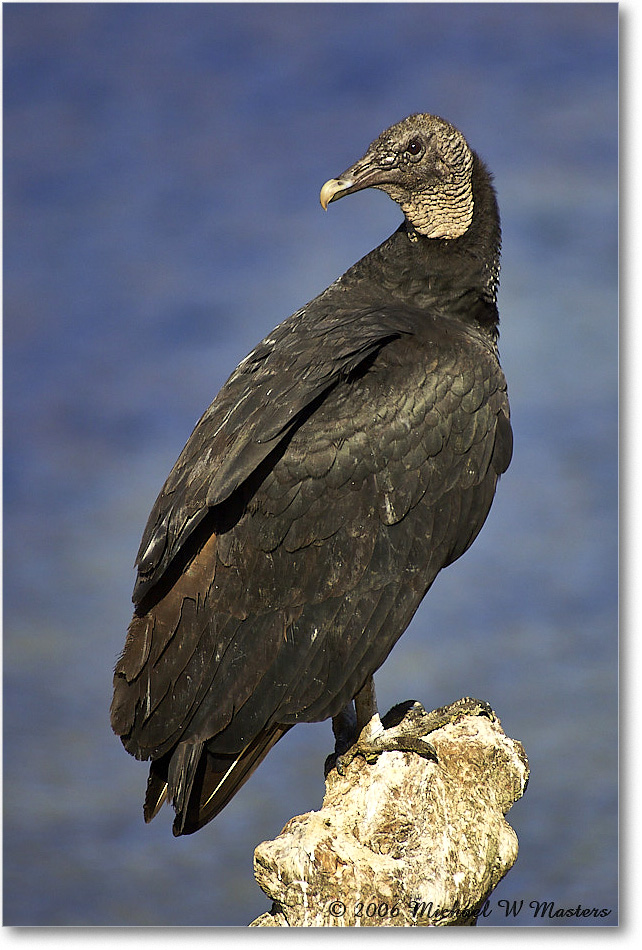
top-left (4, 2), bottom-right (618, 927)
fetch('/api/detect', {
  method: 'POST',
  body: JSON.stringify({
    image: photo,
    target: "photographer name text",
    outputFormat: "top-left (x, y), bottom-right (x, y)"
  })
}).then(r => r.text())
top-left (326, 897), bottom-right (613, 922)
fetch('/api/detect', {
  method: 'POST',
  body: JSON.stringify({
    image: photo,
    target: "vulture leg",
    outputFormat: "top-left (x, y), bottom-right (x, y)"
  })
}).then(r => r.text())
top-left (354, 675), bottom-right (382, 734)
top-left (330, 700), bottom-right (358, 757)
top-left (329, 677), bottom-right (439, 776)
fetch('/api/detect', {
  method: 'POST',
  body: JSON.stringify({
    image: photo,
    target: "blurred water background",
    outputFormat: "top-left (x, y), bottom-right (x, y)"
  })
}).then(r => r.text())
top-left (3, 2), bottom-right (618, 927)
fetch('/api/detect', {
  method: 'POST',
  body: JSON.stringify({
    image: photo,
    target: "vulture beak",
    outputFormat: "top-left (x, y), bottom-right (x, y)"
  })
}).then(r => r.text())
top-left (320, 154), bottom-right (392, 210)
top-left (320, 177), bottom-right (353, 210)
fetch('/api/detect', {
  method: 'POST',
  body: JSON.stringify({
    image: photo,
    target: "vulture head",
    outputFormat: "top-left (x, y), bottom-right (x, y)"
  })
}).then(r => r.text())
top-left (320, 113), bottom-right (475, 240)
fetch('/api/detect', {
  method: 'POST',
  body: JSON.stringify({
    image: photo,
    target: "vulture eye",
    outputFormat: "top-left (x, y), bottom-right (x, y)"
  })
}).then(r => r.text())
top-left (405, 138), bottom-right (424, 161)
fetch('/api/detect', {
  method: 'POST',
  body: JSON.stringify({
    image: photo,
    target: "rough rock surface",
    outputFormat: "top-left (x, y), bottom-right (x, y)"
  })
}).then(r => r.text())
top-left (249, 700), bottom-right (529, 927)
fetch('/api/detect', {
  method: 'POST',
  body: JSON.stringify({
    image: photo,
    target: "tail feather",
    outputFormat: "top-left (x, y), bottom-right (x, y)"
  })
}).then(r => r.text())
top-left (143, 725), bottom-right (291, 835)
top-left (143, 755), bottom-right (170, 823)
top-left (175, 725), bottom-right (290, 835)
top-left (143, 742), bottom-right (205, 827)
top-left (169, 741), bottom-right (206, 829)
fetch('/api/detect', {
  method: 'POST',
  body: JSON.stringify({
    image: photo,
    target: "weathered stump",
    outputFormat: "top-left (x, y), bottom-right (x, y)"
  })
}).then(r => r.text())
top-left (250, 699), bottom-right (528, 927)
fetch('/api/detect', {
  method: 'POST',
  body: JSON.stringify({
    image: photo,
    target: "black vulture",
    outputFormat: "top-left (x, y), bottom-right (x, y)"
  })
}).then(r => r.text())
top-left (111, 113), bottom-right (512, 836)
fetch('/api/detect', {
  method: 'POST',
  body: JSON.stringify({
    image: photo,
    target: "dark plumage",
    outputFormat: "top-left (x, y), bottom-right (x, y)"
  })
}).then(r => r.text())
top-left (111, 113), bottom-right (512, 835)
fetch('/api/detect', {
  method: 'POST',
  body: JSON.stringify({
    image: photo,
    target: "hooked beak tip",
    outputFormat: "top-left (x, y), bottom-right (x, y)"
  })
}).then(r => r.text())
top-left (319, 177), bottom-right (353, 210)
